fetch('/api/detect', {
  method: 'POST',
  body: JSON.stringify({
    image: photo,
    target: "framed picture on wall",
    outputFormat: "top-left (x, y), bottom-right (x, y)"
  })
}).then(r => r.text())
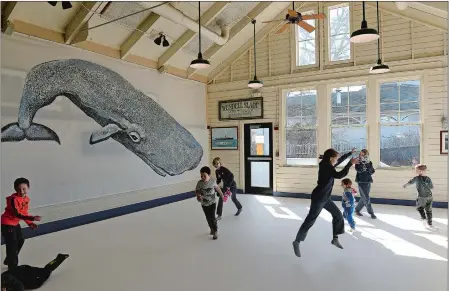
top-left (440, 130), bottom-right (448, 155)
top-left (211, 126), bottom-right (238, 150)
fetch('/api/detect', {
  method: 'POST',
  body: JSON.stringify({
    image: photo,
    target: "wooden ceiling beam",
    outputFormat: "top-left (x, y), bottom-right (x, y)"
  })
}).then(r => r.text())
top-left (120, 12), bottom-right (160, 59)
top-left (187, 2), bottom-right (272, 78)
top-left (1, 1), bottom-right (17, 35)
top-left (64, 1), bottom-right (109, 45)
top-left (208, 3), bottom-right (297, 81)
top-left (157, 1), bottom-right (229, 70)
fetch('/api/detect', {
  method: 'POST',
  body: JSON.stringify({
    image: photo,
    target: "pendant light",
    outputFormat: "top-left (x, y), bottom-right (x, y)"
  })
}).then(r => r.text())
top-left (248, 19), bottom-right (263, 89)
top-left (190, 2), bottom-right (210, 69)
top-left (370, 2), bottom-right (390, 74)
top-left (350, 1), bottom-right (379, 43)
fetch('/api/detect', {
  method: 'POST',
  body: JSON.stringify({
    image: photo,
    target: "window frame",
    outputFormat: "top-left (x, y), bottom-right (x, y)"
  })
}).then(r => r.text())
top-left (377, 76), bottom-right (424, 169)
top-left (292, 9), bottom-right (320, 70)
top-left (280, 86), bottom-right (319, 167)
top-left (325, 2), bottom-right (353, 65)
top-left (328, 82), bottom-right (368, 165)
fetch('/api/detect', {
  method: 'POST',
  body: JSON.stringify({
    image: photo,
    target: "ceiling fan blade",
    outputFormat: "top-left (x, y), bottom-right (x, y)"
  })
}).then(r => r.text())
top-left (288, 9), bottom-right (297, 17)
top-left (276, 23), bottom-right (290, 34)
top-left (48, 1), bottom-right (57, 6)
top-left (301, 13), bottom-right (326, 20)
top-left (61, 1), bottom-right (72, 9)
top-left (262, 20), bottom-right (285, 24)
top-left (297, 21), bottom-right (315, 33)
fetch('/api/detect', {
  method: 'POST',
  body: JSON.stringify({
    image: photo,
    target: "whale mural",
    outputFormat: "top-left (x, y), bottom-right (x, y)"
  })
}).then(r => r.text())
top-left (1, 59), bottom-right (203, 177)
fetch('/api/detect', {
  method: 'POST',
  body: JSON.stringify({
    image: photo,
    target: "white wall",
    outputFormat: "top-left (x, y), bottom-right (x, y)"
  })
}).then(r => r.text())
top-left (206, 2), bottom-right (447, 203)
top-left (1, 34), bottom-right (208, 220)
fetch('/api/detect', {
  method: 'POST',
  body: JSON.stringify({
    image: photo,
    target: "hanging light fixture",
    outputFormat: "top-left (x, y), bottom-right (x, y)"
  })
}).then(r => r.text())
top-left (248, 19), bottom-right (263, 89)
top-left (190, 1), bottom-right (210, 69)
top-left (370, 2), bottom-right (390, 74)
top-left (350, 1), bottom-right (379, 43)
top-left (154, 33), bottom-right (170, 47)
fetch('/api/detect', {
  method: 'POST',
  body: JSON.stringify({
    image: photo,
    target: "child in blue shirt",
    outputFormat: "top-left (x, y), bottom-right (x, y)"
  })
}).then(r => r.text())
top-left (341, 178), bottom-right (356, 232)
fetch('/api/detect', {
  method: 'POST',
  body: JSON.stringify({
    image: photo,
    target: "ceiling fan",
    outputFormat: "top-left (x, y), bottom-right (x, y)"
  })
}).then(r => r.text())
top-left (47, 1), bottom-right (72, 10)
top-left (263, 2), bottom-right (326, 34)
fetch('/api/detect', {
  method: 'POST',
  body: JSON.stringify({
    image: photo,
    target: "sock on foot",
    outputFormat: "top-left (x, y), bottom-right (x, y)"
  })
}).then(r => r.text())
top-left (235, 208), bottom-right (242, 216)
top-left (292, 241), bottom-right (301, 257)
top-left (331, 238), bottom-right (344, 249)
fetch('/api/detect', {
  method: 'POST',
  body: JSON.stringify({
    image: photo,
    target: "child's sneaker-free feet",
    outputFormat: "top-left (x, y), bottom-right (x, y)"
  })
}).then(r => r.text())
top-left (212, 232), bottom-right (218, 240)
top-left (370, 214), bottom-right (377, 219)
top-left (355, 211), bottom-right (363, 217)
top-left (235, 208), bottom-right (242, 216)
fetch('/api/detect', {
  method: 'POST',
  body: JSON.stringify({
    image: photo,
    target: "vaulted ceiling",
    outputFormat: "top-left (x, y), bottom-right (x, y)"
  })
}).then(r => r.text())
top-left (1, 1), bottom-right (447, 83)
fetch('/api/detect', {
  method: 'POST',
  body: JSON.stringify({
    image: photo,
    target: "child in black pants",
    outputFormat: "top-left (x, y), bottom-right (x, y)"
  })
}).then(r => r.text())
top-left (196, 166), bottom-right (224, 240)
top-left (403, 164), bottom-right (434, 228)
top-left (1, 253), bottom-right (69, 291)
top-left (213, 157), bottom-right (242, 219)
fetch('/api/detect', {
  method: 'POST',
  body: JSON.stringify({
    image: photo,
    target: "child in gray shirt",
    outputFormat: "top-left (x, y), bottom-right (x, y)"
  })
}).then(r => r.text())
top-left (196, 166), bottom-right (224, 240)
top-left (403, 164), bottom-right (434, 227)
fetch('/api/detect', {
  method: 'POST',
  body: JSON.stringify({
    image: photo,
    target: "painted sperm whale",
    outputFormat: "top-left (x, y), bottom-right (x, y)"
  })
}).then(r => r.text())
top-left (1, 59), bottom-right (203, 177)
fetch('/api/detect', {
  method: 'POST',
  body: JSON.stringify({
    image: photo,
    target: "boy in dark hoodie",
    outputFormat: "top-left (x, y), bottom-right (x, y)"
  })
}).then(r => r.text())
top-left (354, 149), bottom-right (377, 219)
top-left (403, 164), bottom-right (434, 228)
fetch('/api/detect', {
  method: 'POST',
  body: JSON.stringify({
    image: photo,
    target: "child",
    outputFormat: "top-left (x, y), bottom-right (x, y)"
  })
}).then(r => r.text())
top-left (1, 178), bottom-right (41, 269)
top-left (212, 157), bottom-right (242, 219)
top-left (403, 164), bottom-right (434, 228)
top-left (195, 166), bottom-right (224, 240)
top-left (341, 178), bottom-right (356, 232)
top-left (1, 254), bottom-right (69, 291)
top-left (354, 149), bottom-right (377, 219)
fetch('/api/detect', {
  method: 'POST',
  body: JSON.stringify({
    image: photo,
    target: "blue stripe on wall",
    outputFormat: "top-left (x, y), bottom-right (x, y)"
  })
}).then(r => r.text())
top-left (273, 192), bottom-right (448, 208)
top-left (1, 191), bottom-right (195, 245)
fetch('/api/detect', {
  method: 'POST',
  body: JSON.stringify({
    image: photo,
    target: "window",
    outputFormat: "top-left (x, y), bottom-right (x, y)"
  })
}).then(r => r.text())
top-left (331, 85), bottom-right (367, 165)
top-left (285, 90), bottom-right (317, 165)
top-left (379, 80), bottom-right (421, 167)
top-left (328, 4), bottom-right (351, 62)
top-left (296, 11), bottom-right (317, 67)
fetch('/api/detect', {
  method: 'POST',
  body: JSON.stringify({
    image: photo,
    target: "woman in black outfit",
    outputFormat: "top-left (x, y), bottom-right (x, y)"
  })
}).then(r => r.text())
top-left (292, 148), bottom-right (358, 257)
top-left (213, 157), bottom-right (242, 219)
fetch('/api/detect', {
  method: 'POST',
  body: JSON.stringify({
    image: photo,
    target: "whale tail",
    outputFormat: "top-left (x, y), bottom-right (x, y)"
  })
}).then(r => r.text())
top-left (1, 122), bottom-right (61, 144)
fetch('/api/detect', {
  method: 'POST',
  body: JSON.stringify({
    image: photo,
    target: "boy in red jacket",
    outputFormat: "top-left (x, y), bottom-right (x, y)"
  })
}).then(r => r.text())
top-left (1, 178), bottom-right (41, 269)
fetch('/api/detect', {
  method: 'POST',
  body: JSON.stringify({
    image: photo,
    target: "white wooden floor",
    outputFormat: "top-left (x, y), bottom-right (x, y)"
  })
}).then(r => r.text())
top-left (3, 195), bottom-right (447, 291)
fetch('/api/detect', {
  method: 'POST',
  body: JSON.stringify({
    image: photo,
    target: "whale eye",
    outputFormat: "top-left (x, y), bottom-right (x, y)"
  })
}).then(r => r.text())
top-left (128, 131), bottom-right (141, 143)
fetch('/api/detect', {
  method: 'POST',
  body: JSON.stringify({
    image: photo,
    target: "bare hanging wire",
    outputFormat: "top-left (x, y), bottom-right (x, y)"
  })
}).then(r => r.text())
top-left (198, 1), bottom-right (202, 54)
top-left (252, 19), bottom-right (257, 78)
top-left (376, 1), bottom-right (381, 61)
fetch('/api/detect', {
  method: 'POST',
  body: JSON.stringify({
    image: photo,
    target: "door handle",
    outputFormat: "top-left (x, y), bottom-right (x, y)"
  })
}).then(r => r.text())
top-left (247, 157), bottom-right (272, 161)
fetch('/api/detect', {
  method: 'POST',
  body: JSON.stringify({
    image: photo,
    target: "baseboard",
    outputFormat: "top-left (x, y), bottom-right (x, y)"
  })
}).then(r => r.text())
top-left (1, 191), bottom-right (195, 245)
top-left (273, 192), bottom-right (448, 208)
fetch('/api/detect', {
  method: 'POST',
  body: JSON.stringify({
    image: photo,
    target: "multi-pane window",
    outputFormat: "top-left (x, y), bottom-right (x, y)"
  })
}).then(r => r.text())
top-left (285, 90), bottom-right (317, 165)
top-left (296, 11), bottom-right (316, 67)
top-left (331, 85), bottom-right (367, 165)
top-left (379, 80), bottom-right (421, 167)
top-left (329, 4), bottom-right (351, 62)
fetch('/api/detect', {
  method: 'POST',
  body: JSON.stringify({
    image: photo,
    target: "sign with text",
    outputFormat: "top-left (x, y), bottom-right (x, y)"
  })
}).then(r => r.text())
top-left (218, 97), bottom-right (263, 120)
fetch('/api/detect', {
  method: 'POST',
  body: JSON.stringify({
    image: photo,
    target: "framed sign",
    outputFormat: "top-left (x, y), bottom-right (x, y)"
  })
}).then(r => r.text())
top-left (218, 97), bottom-right (263, 120)
top-left (440, 130), bottom-right (448, 154)
top-left (211, 126), bottom-right (238, 150)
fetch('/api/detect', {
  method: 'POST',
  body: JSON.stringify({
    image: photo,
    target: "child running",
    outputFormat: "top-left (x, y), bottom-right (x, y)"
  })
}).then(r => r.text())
top-left (195, 166), bottom-right (224, 240)
top-left (403, 164), bottom-right (434, 228)
top-left (213, 157), bottom-right (242, 219)
top-left (341, 178), bottom-right (356, 232)
top-left (354, 149), bottom-right (377, 219)
top-left (1, 178), bottom-right (41, 269)
top-left (292, 148), bottom-right (358, 257)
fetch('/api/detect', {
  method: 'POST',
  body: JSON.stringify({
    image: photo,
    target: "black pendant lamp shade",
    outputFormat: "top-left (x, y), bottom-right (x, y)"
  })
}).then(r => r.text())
top-left (48, 2), bottom-right (72, 10)
top-left (154, 33), bottom-right (170, 47)
top-left (370, 1), bottom-right (390, 74)
top-left (190, 2), bottom-right (210, 69)
top-left (350, 2), bottom-right (379, 43)
top-left (248, 19), bottom-right (263, 89)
